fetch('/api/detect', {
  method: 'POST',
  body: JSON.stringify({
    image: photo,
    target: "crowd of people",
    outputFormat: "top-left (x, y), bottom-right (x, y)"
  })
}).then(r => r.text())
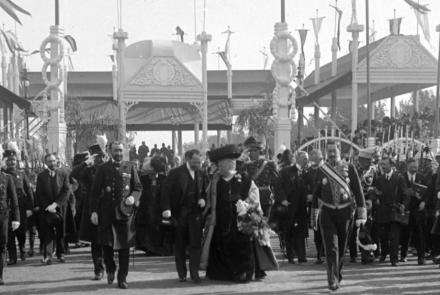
top-left (1, 136), bottom-right (440, 291)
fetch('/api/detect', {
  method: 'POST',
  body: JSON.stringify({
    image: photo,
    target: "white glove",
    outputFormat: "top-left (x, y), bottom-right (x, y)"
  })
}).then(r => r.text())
top-left (90, 212), bottom-right (98, 225)
top-left (46, 202), bottom-right (57, 213)
top-left (26, 210), bottom-right (33, 218)
top-left (125, 196), bottom-right (135, 206)
top-left (356, 219), bottom-right (366, 227)
top-left (198, 199), bottom-right (206, 208)
top-left (11, 221), bottom-right (20, 231)
top-left (85, 153), bottom-right (96, 166)
top-left (281, 200), bottom-right (290, 207)
top-left (162, 210), bottom-right (171, 219)
top-left (437, 191), bottom-right (440, 200)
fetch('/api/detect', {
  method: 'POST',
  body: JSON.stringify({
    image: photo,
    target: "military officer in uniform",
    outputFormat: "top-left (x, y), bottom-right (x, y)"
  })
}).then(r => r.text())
top-left (311, 143), bottom-right (367, 291)
top-left (0, 165), bottom-right (19, 285)
top-left (3, 150), bottom-right (33, 265)
top-left (90, 142), bottom-right (142, 289)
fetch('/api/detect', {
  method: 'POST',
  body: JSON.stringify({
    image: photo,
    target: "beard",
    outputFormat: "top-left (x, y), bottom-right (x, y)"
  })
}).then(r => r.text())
top-left (113, 154), bottom-right (123, 162)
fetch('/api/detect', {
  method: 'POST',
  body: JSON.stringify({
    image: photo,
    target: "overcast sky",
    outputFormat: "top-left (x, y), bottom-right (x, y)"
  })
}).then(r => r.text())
top-left (5, 0), bottom-right (440, 147)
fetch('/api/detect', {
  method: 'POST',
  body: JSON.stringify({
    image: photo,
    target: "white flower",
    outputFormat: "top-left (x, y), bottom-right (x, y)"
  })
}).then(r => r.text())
top-left (236, 199), bottom-right (250, 216)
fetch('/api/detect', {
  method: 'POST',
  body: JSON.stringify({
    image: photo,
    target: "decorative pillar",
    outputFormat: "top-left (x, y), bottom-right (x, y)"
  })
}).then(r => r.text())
top-left (297, 105), bottom-right (304, 144)
top-left (177, 128), bottom-right (183, 156)
top-left (40, 23), bottom-right (67, 161)
top-left (197, 31), bottom-right (212, 152)
top-left (1, 52), bottom-right (7, 87)
top-left (347, 0), bottom-right (364, 137)
top-left (413, 90), bottom-right (419, 113)
top-left (194, 122), bottom-right (199, 144)
top-left (114, 28), bottom-right (128, 145)
top-left (390, 96), bottom-right (396, 118)
top-left (270, 20), bottom-right (297, 152)
top-left (216, 130), bottom-right (221, 147)
top-left (171, 129), bottom-right (176, 153)
top-left (330, 37), bottom-right (338, 129)
top-left (3, 106), bottom-right (8, 140)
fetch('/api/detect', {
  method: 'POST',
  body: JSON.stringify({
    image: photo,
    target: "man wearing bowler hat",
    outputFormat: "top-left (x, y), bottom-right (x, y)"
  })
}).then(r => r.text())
top-left (90, 142), bottom-right (142, 289)
top-left (3, 149), bottom-right (33, 266)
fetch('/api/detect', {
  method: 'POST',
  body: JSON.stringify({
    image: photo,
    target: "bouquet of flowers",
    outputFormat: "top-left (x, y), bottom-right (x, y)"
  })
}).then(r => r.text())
top-left (236, 199), bottom-right (275, 246)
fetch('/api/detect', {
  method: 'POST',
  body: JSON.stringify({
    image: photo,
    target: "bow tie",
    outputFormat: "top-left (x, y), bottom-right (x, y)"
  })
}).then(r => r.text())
top-left (48, 170), bottom-right (56, 177)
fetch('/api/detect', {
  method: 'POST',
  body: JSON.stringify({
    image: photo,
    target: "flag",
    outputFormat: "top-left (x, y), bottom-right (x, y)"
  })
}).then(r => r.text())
top-left (0, 0), bottom-right (31, 25)
top-left (297, 29), bottom-right (308, 57)
top-left (310, 17), bottom-right (325, 43)
top-left (217, 51), bottom-right (228, 67)
top-left (1, 30), bottom-right (25, 53)
top-left (388, 18), bottom-right (402, 35)
top-left (414, 8), bottom-right (432, 45)
top-left (64, 35), bottom-right (77, 52)
top-left (329, 4), bottom-right (343, 50)
top-left (222, 27), bottom-right (234, 64)
top-left (369, 27), bottom-right (377, 42)
top-left (404, 0), bottom-right (430, 14)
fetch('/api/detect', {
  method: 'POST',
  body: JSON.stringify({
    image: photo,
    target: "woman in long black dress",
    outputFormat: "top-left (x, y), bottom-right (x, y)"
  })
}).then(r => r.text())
top-left (201, 145), bottom-right (261, 282)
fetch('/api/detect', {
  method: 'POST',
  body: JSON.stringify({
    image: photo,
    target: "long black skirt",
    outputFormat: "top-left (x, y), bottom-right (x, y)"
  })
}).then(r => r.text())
top-left (206, 228), bottom-right (254, 282)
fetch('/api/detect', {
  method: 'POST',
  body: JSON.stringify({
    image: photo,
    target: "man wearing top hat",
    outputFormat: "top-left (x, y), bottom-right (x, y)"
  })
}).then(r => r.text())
top-left (240, 136), bottom-right (278, 219)
top-left (0, 156), bottom-right (19, 285)
top-left (71, 144), bottom-right (106, 280)
top-left (3, 149), bottom-right (33, 266)
top-left (310, 142), bottom-right (367, 291)
top-left (90, 142), bottom-right (142, 289)
top-left (161, 149), bottom-right (207, 283)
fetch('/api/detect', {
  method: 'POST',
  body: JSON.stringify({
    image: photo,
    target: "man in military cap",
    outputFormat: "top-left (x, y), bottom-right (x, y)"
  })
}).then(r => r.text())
top-left (240, 136), bottom-right (278, 218)
top-left (70, 144), bottom-right (106, 280)
top-left (90, 142), bottom-right (142, 289)
top-left (311, 143), bottom-right (367, 291)
top-left (3, 149), bottom-right (33, 265)
top-left (0, 157), bottom-right (19, 284)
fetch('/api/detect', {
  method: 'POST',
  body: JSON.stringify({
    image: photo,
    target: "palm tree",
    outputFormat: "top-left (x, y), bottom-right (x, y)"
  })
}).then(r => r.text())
top-left (0, 0), bottom-right (30, 25)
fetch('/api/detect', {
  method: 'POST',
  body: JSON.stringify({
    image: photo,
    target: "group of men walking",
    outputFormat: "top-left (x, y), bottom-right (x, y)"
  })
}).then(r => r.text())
top-left (1, 136), bottom-right (440, 292)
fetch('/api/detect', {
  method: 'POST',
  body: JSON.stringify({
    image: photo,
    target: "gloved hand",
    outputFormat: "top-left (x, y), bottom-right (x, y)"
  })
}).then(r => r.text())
top-left (125, 196), bottom-right (135, 206)
top-left (11, 221), bottom-right (20, 231)
top-left (46, 202), bottom-right (57, 213)
top-left (356, 219), bottom-right (366, 227)
top-left (26, 210), bottom-right (33, 218)
top-left (162, 210), bottom-right (171, 219)
top-left (90, 212), bottom-right (98, 225)
top-left (198, 199), bottom-right (206, 208)
top-left (419, 201), bottom-right (426, 211)
top-left (281, 200), bottom-right (290, 207)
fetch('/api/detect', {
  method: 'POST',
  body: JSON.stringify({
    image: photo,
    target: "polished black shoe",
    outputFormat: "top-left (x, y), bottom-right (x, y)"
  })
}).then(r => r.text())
top-left (255, 270), bottom-right (267, 280)
top-left (117, 281), bottom-right (128, 289)
top-left (179, 276), bottom-right (187, 282)
top-left (58, 255), bottom-right (66, 263)
top-left (298, 259), bottom-right (308, 263)
top-left (328, 282), bottom-right (339, 291)
top-left (7, 259), bottom-right (17, 266)
top-left (350, 257), bottom-right (357, 263)
top-left (107, 272), bottom-right (115, 284)
top-left (418, 259), bottom-right (426, 265)
top-left (27, 250), bottom-right (34, 257)
top-left (93, 272), bottom-right (104, 280)
top-left (391, 260), bottom-right (398, 267)
top-left (379, 256), bottom-right (386, 263)
top-left (0, 278), bottom-right (4, 285)
top-left (400, 257), bottom-right (407, 263)
top-left (41, 257), bottom-right (52, 265)
top-left (20, 251), bottom-right (26, 261)
top-left (288, 258), bottom-right (296, 264)
top-left (192, 277), bottom-right (202, 284)
top-left (314, 258), bottom-right (324, 264)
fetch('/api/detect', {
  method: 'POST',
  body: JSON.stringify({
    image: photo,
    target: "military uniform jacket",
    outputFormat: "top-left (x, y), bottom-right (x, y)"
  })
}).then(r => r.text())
top-left (312, 163), bottom-right (366, 220)
top-left (90, 160), bottom-right (142, 249)
top-left (0, 172), bottom-right (19, 222)
top-left (4, 168), bottom-right (33, 223)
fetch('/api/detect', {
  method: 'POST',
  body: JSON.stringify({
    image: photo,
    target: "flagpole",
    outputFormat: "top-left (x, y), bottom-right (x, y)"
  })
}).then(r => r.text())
top-left (366, 0), bottom-right (372, 144)
top-left (435, 25), bottom-right (440, 138)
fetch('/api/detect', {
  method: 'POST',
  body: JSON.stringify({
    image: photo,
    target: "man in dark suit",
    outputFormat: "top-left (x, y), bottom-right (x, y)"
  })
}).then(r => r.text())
top-left (90, 142), bottom-right (142, 289)
top-left (276, 151), bottom-right (309, 264)
top-left (161, 149), bottom-right (207, 283)
top-left (400, 158), bottom-right (427, 264)
top-left (0, 163), bottom-right (19, 285)
top-left (4, 150), bottom-right (33, 265)
top-left (374, 157), bottom-right (408, 266)
top-left (35, 153), bottom-right (70, 265)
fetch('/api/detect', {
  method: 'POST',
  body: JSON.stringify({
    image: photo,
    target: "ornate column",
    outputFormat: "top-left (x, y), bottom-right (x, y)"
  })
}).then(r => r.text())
top-left (347, 0), bottom-right (364, 138)
top-left (390, 96), bottom-right (396, 118)
top-left (270, 22), bottom-right (297, 152)
top-left (40, 23), bottom-right (67, 161)
top-left (197, 31), bottom-right (212, 151)
top-left (194, 122), bottom-right (199, 144)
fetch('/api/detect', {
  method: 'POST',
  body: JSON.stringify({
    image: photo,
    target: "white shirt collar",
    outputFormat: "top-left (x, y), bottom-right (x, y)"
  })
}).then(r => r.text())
top-left (296, 164), bottom-right (302, 171)
top-left (186, 162), bottom-right (195, 179)
top-left (222, 170), bottom-right (237, 181)
top-left (386, 170), bottom-right (393, 179)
